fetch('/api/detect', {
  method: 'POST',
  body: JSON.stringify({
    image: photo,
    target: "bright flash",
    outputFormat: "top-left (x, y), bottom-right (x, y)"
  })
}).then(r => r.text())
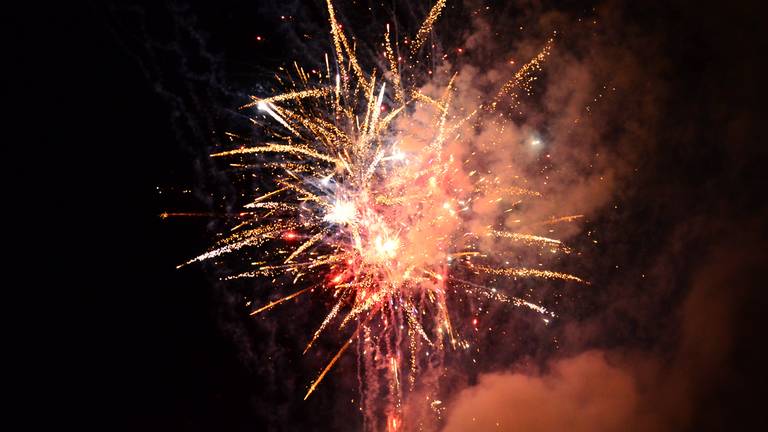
top-left (373, 235), bottom-right (400, 259)
top-left (324, 200), bottom-right (356, 223)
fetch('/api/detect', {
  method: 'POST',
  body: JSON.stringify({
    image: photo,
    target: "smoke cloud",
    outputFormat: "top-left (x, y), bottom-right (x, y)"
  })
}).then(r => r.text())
top-left (435, 0), bottom-right (767, 430)
top-left (442, 224), bottom-right (764, 431)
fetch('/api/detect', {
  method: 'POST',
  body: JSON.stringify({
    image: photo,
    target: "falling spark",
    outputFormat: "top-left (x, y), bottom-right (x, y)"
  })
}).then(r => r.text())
top-left (410, 0), bottom-right (447, 54)
top-left (250, 286), bottom-right (313, 316)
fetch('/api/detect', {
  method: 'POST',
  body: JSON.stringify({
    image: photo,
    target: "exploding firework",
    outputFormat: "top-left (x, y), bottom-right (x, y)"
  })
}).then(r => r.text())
top-left (177, 0), bottom-right (585, 429)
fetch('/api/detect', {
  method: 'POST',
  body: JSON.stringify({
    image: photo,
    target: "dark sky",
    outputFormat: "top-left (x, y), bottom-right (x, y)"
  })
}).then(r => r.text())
top-left (17, 0), bottom-right (768, 430)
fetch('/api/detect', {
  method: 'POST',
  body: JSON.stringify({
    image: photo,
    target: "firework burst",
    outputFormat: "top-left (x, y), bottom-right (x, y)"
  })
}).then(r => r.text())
top-left (178, 1), bottom-right (585, 429)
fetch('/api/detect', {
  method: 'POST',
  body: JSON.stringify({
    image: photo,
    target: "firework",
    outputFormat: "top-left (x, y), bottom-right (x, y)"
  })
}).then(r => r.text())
top-left (178, 1), bottom-right (584, 429)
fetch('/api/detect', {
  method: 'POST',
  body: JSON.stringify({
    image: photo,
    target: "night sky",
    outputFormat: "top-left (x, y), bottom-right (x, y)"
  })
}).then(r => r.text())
top-left (18, 0), bottom-right (768, 430)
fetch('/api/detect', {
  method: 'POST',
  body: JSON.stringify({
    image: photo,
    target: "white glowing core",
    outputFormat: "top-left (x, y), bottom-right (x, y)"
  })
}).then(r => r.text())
top-left (373, 235), bottom-right (400, 258)
top-left (324, 201), bottom-right (357, 223)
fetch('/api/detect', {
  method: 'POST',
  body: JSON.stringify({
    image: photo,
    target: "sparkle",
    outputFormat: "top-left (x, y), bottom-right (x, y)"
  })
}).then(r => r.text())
top-left (324, 200), bottom-right (356, 223)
